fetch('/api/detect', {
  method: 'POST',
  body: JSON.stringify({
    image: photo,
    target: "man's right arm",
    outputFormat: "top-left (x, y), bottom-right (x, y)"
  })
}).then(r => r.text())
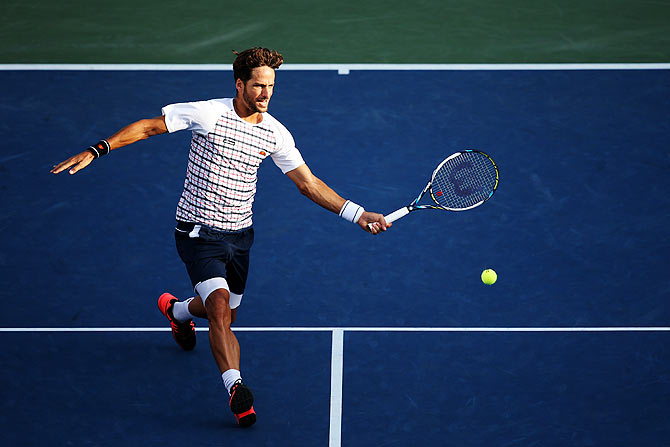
top-left (50, 116), bottom-right (168, 175)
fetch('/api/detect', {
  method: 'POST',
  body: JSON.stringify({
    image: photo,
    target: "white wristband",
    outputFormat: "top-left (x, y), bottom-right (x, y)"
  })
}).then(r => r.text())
top-left (339, 200), bottom-right (365, 224)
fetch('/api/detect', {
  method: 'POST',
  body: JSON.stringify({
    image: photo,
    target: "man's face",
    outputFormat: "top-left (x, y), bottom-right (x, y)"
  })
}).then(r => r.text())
top-left (236, 66), bottom-right (275, 114)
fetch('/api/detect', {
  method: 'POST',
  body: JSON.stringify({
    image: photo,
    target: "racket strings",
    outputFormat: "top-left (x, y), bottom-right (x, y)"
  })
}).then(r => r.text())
top-left (431, 151), bottom-right (498, 210)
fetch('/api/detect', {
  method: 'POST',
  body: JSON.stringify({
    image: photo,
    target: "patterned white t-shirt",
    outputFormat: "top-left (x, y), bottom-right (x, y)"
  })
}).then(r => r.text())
top-left (162, 98), bottom-right (305, 231)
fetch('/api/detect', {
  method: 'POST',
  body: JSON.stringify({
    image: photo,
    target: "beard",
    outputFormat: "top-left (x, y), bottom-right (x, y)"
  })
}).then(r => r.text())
top-left (243, 90), bottom-right (268, 113)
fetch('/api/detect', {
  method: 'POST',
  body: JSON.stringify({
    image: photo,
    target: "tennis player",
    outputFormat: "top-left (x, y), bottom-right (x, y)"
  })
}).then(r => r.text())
top-left (50, 47), bottom-right (390, 427)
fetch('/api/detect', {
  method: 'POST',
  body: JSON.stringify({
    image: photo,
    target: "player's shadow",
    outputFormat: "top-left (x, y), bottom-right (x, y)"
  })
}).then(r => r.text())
top-left (195, 417), bottom-right (242, 431)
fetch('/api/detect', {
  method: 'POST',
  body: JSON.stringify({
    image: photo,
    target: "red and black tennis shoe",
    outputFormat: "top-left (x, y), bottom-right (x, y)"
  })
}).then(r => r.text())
top-left (157, 293), bottom-right (196, 351)
top-left (229, 380), bottom-right (256, 427)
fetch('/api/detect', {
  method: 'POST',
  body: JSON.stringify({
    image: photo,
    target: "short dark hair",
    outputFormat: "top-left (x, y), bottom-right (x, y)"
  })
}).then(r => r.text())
top-left (232, 47), bottom-right (284, 83)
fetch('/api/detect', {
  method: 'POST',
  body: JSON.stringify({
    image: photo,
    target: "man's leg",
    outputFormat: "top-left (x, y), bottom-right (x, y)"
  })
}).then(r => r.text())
top-left (204, 288), bottom-right (240, 371)
top-left (204, 288), bottom-right (255, 427)
top-left (171, 226), bottom-right (255, 426)
top-left (160, 291), bottom-right (237, 355)
top-left (168, 290), bottom-right (240, 369)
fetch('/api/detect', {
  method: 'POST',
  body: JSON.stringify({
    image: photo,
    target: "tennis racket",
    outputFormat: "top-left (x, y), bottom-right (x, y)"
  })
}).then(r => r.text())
top-left (372, 150), bottom-right (499, 228)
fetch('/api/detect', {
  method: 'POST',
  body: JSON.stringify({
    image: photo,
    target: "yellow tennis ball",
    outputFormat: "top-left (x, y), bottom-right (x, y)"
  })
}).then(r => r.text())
top-left (481, 269), bottom-right (497, 285)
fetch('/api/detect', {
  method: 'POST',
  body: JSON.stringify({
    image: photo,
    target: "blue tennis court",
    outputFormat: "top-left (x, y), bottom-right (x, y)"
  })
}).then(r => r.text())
top-left (1, 67), bottom-right (669, 445)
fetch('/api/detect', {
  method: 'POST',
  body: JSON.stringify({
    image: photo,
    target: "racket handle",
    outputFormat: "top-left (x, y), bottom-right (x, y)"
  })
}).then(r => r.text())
top-left (366, 207), bottom-right (409, 231)
top-left (384, 207), bottom-right (410, 224)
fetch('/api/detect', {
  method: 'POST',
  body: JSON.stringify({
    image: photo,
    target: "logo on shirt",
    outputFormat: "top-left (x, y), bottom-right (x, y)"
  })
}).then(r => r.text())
top-left (222, 137), bottom-right (236, 148)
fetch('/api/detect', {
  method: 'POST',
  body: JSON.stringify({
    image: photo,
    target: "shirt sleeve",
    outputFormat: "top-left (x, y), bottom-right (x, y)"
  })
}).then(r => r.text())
top-left (161, 100), bottom-right (220, 135)
top-left (270, 120), bottom-right (305, 174)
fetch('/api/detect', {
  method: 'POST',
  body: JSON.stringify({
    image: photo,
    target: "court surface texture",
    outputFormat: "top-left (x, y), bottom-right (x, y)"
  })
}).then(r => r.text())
top-left (1, 66), bottom-right (669, 446)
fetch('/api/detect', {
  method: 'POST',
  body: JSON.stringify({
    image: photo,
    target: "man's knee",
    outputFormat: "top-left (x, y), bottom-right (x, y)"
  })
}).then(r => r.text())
top-left (205, 289), bottom-right (232, 324)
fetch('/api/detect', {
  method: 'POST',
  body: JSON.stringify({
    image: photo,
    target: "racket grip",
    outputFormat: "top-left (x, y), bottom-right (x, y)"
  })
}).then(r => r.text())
top-left (384, 207), bottom-right (410, 224)
top-left (366, 207), bottom-right (409, 231)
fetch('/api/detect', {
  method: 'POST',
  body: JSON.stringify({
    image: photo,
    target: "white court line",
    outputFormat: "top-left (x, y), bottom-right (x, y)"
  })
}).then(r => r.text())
top-left (329, 329), bottom-right (345, 447)
top-left (0, 63), bottom-right (669, 74)
top-left (1, 326), bottom-right (669, 332)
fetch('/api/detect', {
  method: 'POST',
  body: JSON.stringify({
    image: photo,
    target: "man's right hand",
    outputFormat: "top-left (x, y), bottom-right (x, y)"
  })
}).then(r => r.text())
top-left (50, 150), bottom-right (96, 175)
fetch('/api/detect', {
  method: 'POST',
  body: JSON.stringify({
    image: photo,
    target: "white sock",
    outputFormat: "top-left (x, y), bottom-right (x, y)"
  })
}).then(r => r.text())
top-left (172, 297), bottom-right (195, 322)
top-left (221, 369), bottom-right (242, 395)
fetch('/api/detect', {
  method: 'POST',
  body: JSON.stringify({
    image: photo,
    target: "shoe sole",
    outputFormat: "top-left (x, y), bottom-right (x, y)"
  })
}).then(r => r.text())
top-left (230, 385), bottom-right (256, 427)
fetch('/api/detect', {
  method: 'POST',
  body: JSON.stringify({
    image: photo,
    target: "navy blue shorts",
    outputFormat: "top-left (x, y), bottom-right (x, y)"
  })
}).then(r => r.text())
top-left (174, 221), bottom-right (254, 297)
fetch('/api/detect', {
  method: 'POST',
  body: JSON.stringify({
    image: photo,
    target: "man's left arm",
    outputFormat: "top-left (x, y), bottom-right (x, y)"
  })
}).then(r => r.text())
top-left (286, 164), bottom-right (390, 234)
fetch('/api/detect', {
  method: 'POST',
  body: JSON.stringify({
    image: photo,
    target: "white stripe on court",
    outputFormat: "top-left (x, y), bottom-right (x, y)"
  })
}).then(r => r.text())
top-left (329, 329), bottom-right (345, 447)
top-left (1, 326), bottom-right (669, 332)
top-left (0, 63), bottom-right (669, 73)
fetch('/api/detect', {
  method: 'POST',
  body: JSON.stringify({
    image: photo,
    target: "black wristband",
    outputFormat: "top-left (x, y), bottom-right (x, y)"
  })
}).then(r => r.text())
top-left (87, 140), bottom-right (111, 159)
